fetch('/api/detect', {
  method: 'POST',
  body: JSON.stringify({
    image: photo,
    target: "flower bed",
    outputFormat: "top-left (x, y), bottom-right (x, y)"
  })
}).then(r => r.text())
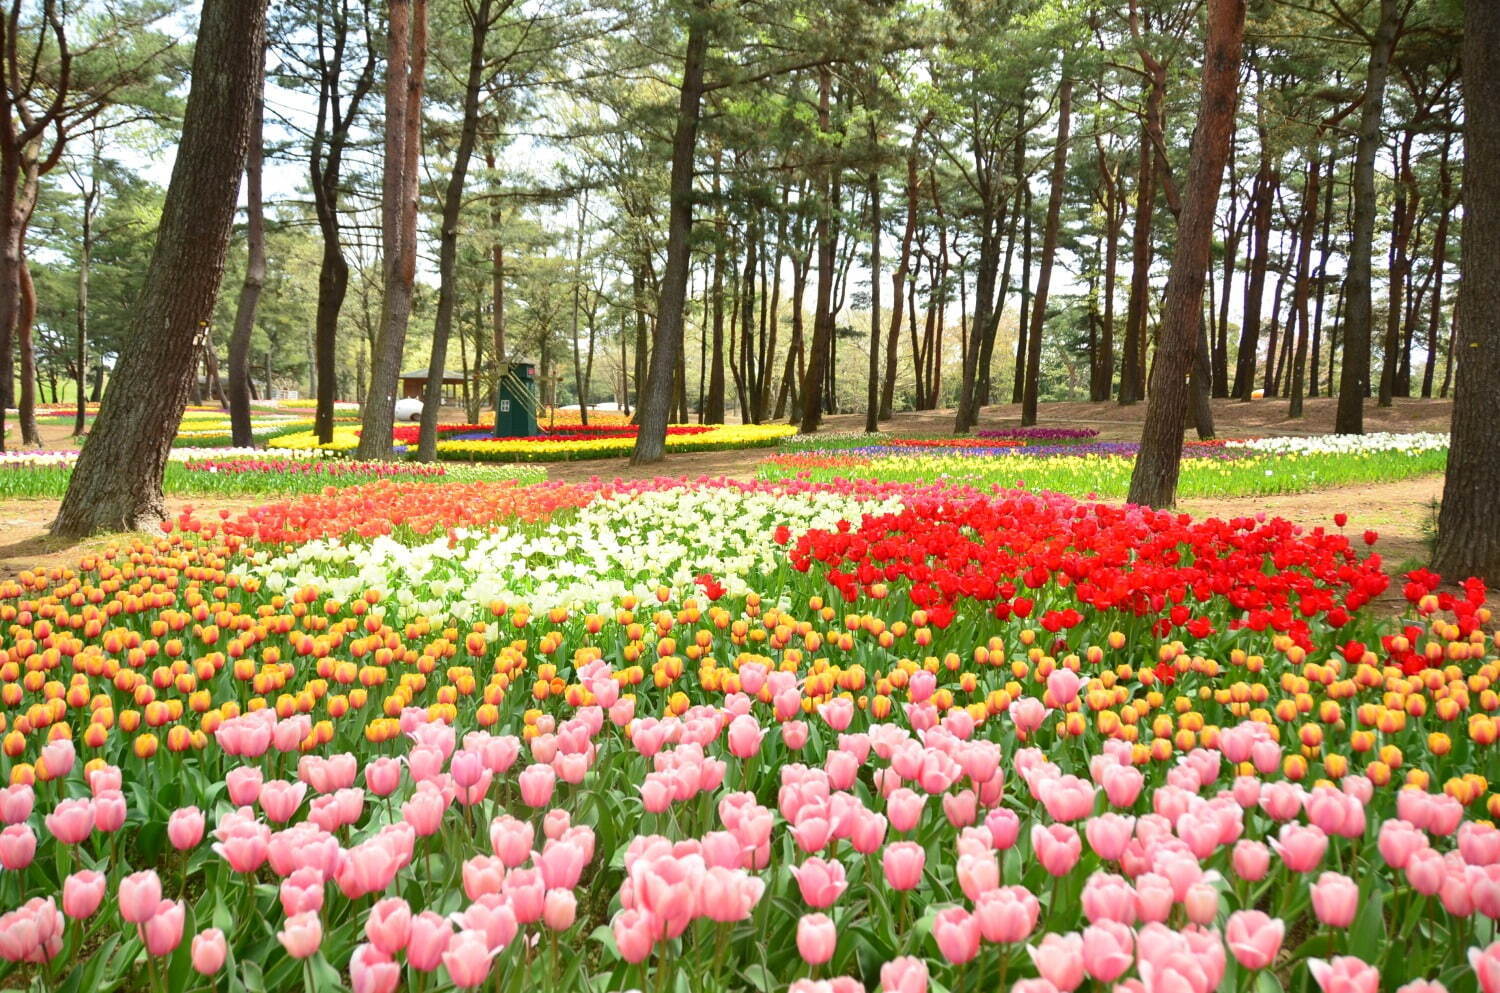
top-left (272, 423), bottom-right (788, 462)
top-left (0, 475), bottom-right (1493, 992)
top-left (762, 434), bottom-right (1449, 500)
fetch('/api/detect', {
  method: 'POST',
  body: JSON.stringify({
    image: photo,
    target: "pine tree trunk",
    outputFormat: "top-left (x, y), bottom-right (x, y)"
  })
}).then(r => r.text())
top-left (357, 0), bottom-right (427, 460)
top-left (417, 0), bottom-right (491, 459)
top-left (1118, 112), bottom-right (1154, 406)
top-left (229, 63), bottom-right (266, 448)
top-left (1432, 0), bottom-right (1500, 584)
top-left (1336, 0), bottom-right (1398, 434)
top-left (1128, 0), bottom-right (1245, 508)
top-left (1288, 158), bottom-right (1320, 418)
top-left (798, 66), bottom-right (837, 435)
top-left (17, 255), bottom-right (38, 445)
top-left (1423, 131), bottom-right (1452, 399)
top-left (1310, 149), bottom-right (1335, 397)
top-left (51, 0), bottom-right (268, 536)
top-left (1021, 77), bottom-right (1072, 427)
top-left (73, 155), bottom-right (97, 437)
top-left (631, 5), bottom-right (708, 463)
top-left (865, 162), bottom-right (881, 434)
top-left (880, 134), bottom-right (922, 420)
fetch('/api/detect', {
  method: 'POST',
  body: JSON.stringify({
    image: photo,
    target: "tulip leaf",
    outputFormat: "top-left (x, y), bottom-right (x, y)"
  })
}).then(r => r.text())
top-left (1349, 889), bottom-right (1387, 962)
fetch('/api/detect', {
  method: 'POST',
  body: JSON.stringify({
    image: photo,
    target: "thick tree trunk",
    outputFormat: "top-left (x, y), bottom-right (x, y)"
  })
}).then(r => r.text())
top-left (1013, 184), bottom-right (1032, 404)
top-left (229, 67), bottom-right (266, 448)
top-left (631, 6), bottom-right (708, 463)
top-left (1118, 114), bottom-right (1154, 406)
top-left (417, 0), bottom-right (492, 460)
top-left (1212, 157), bottom-right (1239, 398)
top-left (17, 256), bottom-right (37, 444)
top-left (1335, 0), bottom-right (1398, 434)
top-left (1432, 0), bottom-right (1500, 583)
top-left (865, 164), bottom-right (880, 433)
top-left (798, 66), bottom-right (837, 435)
top-left (1128, 0), bottom-right (1245, 508)
top-left (1021, 77), bottom-right (1072, 427)
top-left (880, 136), bottom-right (922, 420)
top-left (51, 0), bottom-right (268, 535)
top-left (357, 0), bottom-right (427, 460)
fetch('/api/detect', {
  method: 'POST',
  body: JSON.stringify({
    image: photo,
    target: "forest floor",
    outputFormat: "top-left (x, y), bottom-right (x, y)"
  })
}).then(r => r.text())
top-left (0, 397), bottom-right (1452, 587)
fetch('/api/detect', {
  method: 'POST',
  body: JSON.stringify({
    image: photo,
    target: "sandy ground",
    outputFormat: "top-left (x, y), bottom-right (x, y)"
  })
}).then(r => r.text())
top-left (0, 398), bottom-right (1452, 584)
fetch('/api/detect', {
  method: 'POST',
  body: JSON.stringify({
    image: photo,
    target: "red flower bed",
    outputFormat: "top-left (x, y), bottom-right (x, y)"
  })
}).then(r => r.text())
top-left (784, 489), bottom-right (1392, 653)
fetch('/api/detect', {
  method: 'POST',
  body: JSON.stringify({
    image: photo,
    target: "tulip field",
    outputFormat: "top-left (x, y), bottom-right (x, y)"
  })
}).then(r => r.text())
top-left (0, 444), bottom-right (1492, 993)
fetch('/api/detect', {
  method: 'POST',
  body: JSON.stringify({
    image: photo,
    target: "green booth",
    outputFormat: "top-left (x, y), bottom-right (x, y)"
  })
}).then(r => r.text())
top-left (494, 359), bottom-right (539, 437)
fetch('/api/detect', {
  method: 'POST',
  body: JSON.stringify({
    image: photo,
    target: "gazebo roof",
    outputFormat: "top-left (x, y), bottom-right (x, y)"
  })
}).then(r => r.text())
top-left (399, 369), bottom-right (466, 383)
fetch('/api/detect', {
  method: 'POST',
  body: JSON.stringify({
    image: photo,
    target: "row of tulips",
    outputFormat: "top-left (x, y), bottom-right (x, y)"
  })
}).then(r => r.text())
top-left (0, 476), bottom-right (1493, 993)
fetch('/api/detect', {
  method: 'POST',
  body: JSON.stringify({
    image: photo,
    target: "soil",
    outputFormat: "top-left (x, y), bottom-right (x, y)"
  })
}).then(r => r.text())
top-left (0, 398), bottom-right (1453, 588)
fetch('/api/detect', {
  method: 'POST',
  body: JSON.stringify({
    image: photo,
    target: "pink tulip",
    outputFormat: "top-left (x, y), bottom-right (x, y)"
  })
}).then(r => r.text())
top-left (119, 870), bottom-right (163, 924)
top-left (169, 806), bottom-right (206, 851)
top-left (1309, 956), bottom-right (1380, 993)
top-left (974, 886), bottom-right (1041, 943)
top-left (880, 956), bottom-right (929, 993)
top-left (463, 855), bottom-right (507, 900)
top-left (192, 928), bottom-right (228, 975)
top-left (782, 721), bottom-right (810, 749)
top-left (1232, 839), bottom-right (1272, 881)
top-left (957, 852), bottom-right (1000, 901)
top-left (538, 838), bottom-right (588, 889)
top-left (44, 798), bottom-right (93, 845)
top-left (1406, 848), bottom-right (1445, 896)
top-left (91, 791), bottom-right (126, 833)
top-left (1046, 667), bottom-right (1081, 706)
top-left (62, 870), bottom-right (106, 919)
top-left (792, 857), bottom-right (849, 908)
top-left (518, 763), bottom-right (556, 807)
top-left (402, 785), bottom-right (447, 836)
top-left (1032, 823), bottom-right (1082, 877)
top-left (1100, 764), bottom-right (1144, 808)
top-left (611, 908), bottom-right (654, 963)
top-left (728, 715), bottom-right (765, 758)
top-left (225, 767), bottom-right (263, 807)
top-left (258, 780), bottom-right (307, 824)
top-left (1311, 872), bottom-right (1359, 928)
top-left (932, 906), bottom-right (980, 965)
top-left (1183, 881), bottom-right (1219, 926)
top-left (1133, 873), bottom-right (1174, 924)
top-left (1029, 932), bottom-right (1085, 992)
top-left (1081, 921), bottom-right (1134, 982)
top-left (408, 911), bottom-right (454, 972)
top-left (0, 824), bottom-right (34, 870)
top-left (1085, 814), bottom-right (1134, 862)
top-left (503, 867), bottom-right (546, 924)
top-left (986, 808), bottom-right (1021, 850)
top-left (351, 944), bottom-right (401, 993)
top-left (1471, 941), bottom-right (1500, 993)
top-left (1039, 776), bottom-right (1095, 822)
top-left (798, 913), bottom-right (838, 965)
top-left (279, 867), bottom-right (326, 917)
top-left (1080, 872), bottom-right (1135, 925)
top-left (1226, 910), bottom-right (1284, 970)
top-left (543, 889), bottom-right (577, 931)
top-left (887, 789), bottom-right (926, 834)
top-left (0, 785), bottom-right (33, 825)
top-left (442, 929), bottom-right (494, 988)
top-left (1379, 819), bottom-right (1429, 869)
top-left (143, 899), bottom-right (186, 956)
top-left (1271, 823), bottom-right (1327, 873)
top-left (489, 814), bottom-right (534, 868)
top-left (278, 911), bottom-right (323, 959)
top-left (943, 790), bottom-right (978, 828)
top-left (365, 757), bottom-right (403, 797)
top-left (882, 842), bottom-right (925, 891)
top-left (1395, 982), bottom-right (1448, 993)
top-left (365, 898), bottom-right (412, 956)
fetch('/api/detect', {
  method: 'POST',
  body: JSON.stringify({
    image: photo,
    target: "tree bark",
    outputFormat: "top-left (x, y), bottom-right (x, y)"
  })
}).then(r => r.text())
top-left (880, 131), bottom-right (922, 420)
top-left (1232, 117), bottom-right (1272, 400)
top-left (1128, 0), bottom-right (1245, 508)
top-left (798, 65), bottom-right (837, 435)
top-left (1118, 110), bottom-right (1154, 405)
top-left (229, 59), bottom-right (266, 448)
top-left (17, 254), bottom-right (37, 444)
top-left (865, 160), bottom-right (880, 434)
top-left (1021, 76), bottom-right (1072, 427)
top-left (1335, 0), bottom-right (1398, 434)
top-left (52, 0), bottom-right (268, 535)
top-left (631, 4), bottom-right (708, 463)
top-left (1288, 157), bottom-right (1320, 418)
top-left (73, 146), bottom-right (99, 437)
top-left (1432, 0), bottom-right (1500, 583)
top-left (417, 0), bottom-right (492, 459)
top-left (357, 0), bottom-right (427, 459)
top-left (1423, 129), bottom-right (1452, 398)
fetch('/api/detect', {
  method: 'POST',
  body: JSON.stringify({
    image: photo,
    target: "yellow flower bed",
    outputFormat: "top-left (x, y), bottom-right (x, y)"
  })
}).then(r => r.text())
top-left (437, 423), bottom-right (796, 462)
top-left (266, 426), bottom-right (360, 452)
